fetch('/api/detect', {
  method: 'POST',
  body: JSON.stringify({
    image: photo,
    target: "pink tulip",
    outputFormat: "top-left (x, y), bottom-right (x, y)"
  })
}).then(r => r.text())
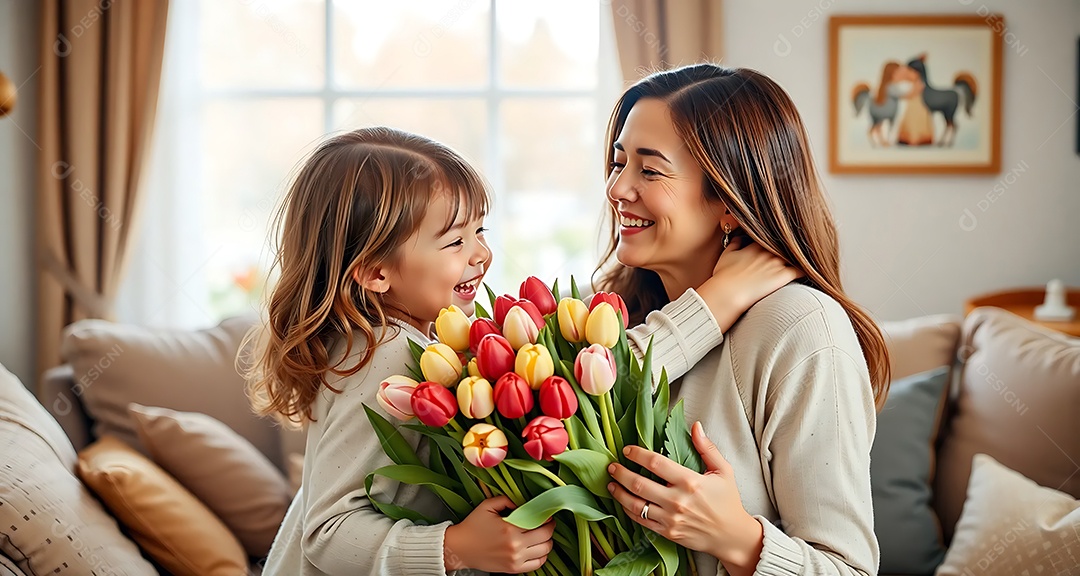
top-left (520, 276), bottom-right (557, 316)
top-left (590, 291), bottom-right (630, 328)
top-left (522, 416), bottom-right (569, 461)
top-left (410, 382), bottom-right (458, 428)
top-left (376, 375), bottom-right (419, 421)
top-left (493, 372), bottom-right (534, 419)
top-left (475, 334), bottom-right (515, 381)
top-left (503, 301), bottom-right (545, 350)
top-left (463, 423), bottom-right (508, 468)
top-left (469, 318), bottom-right (501, 356)
top-left (574, 344), bottom-right (618, 396)
top-left (538, 376), bottom-right (578, 420)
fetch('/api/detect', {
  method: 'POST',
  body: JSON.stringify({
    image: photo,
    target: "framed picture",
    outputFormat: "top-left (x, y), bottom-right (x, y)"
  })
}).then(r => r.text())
top-left (829, 15), bottom-right (1003, 174)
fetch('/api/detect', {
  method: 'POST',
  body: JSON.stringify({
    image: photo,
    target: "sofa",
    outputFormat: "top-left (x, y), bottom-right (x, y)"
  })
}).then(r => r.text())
top-left (1, 307), bottom-right (1077, 575)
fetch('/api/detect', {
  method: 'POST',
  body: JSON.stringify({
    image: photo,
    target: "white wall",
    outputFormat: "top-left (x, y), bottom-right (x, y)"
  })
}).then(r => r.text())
top-left (725, 0), bottom-right (1080, 321)
top-left (0, 0), bottom-right (39, 385)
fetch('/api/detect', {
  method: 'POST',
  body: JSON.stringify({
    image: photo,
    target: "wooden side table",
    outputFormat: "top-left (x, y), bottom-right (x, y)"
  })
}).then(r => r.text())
top-left (965, 287), bottom-right (1080, 337)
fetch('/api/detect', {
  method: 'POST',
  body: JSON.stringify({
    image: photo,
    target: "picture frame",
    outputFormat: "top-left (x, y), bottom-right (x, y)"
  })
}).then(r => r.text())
top-left (829, 14), bottom-right (1003, 175)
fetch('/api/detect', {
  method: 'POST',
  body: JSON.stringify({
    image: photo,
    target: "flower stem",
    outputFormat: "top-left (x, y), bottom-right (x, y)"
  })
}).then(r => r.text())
top-left (565, 418), bottom-right (579, 450)
top-left (546, 548), bottom-right (574, 576)
top-left (532, 464), bottom-right (567, 487)
top-left (497, 464), bottom-right (527, 504)
top-left (599, 392), bottom-right (618, 458)
top-left (688, 548), bottom-right (699, 576)
top-left (576, 516), bottom-right (593, 576)
top-left (447, 419), bottom-right (465, 435)
top-left (589, 522), bottom-right (616, 562)
top-left (488, 466), bottom-right (519, 506)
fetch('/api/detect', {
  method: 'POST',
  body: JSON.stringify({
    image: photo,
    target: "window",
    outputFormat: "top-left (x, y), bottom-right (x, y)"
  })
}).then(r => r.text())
top-left (118, 0), bottom-right (621, 328)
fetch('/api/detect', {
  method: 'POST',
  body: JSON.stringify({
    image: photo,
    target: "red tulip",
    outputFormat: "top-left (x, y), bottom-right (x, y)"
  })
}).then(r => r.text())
top-left (475, 334), bottom-right (515, 381)
top-left (514, 300), bottom-right (546, 330)
top-left (494, 295), bottom-right (517, 326)
top-left (493, 373), bottom-right (534, 419)
top-left (469, 318), bottom-right (501, 356)
top-left (520, 276), bottom-right (557, 316)
top-left (410, 381), bottom-right (458, 427)
top-left (590, 292), bottom-right (629, 328)
top-left (538, 376), bottom-right (578, 420)
top-left (522, 416), bottom-right (569, 461)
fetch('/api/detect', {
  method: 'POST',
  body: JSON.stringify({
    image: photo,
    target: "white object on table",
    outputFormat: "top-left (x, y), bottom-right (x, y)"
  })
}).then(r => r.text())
top-left (1034, 279), bottom-right (1076, 322)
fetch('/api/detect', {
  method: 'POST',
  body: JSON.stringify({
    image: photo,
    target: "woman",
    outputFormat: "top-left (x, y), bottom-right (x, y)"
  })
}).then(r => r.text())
top-left (602, 64), bottom-right (890, 576)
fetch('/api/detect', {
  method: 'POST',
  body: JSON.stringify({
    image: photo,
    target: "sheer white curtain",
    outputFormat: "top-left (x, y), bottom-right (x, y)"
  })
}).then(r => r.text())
top-left (115, 1), bottom-right (216, 329)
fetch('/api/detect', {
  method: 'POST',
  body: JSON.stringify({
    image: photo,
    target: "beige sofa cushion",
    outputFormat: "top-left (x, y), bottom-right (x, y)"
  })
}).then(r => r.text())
top-left (58, 316), bottom-right (285, 469)
top-left (0, 364), bottom-right (155, 575)
top-left (935, 454), bottom-right (1080, 575)
top-left (880, 314), bottom-right (962, 381)
top-left (130, 403), bottom-right (291, 558)
top-left (936, 307), bottom-right (1080, 541)
top-left (77, 436), bottom-right (248, 576)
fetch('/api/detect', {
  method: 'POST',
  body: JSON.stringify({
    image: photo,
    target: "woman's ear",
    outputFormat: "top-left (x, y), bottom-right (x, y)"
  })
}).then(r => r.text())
top-left (353, 266), bottom-right (391, 293)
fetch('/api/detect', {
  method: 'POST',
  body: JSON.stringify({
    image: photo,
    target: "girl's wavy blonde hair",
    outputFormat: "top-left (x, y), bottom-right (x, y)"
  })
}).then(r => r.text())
top-left (243, 127), bottom-right (489, 427)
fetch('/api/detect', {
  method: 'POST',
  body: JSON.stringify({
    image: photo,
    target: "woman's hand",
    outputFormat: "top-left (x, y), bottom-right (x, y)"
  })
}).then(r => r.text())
top-left (443, 495), bottom-right (555, 573)
top-left (697, 235), bottom-right (803, 333)
top-left (607, 422), bottom-right (764, 576)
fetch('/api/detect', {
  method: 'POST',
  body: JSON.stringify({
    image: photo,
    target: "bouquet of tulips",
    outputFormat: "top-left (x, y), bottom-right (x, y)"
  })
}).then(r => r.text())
top-left (364, 276), bottom-right (705, 576)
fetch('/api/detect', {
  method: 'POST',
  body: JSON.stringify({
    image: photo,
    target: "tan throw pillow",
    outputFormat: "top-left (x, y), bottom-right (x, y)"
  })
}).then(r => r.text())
top-left (76, 436), bottom-right (248, 576)
top-left (880, 314), bottom-right (962, 381)
top-left (936, 307), bottom-right (1080, 541)
top-left (58, 316), bottom-right (284, 469)
top-left (935, 454), bottom-right (1080, 575)
top-left (0, 364), bottom-right (155, 575)
top-left (129, 403), bottom-right (291, 557)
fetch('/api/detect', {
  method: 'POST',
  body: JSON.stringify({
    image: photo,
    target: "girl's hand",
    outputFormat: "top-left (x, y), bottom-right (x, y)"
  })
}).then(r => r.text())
top-left (606, 422), bottom-right (764, 575)
top-left (697, 235), bottom-right (803, 333)
top-left (443, 496), bottom-right (555, 573)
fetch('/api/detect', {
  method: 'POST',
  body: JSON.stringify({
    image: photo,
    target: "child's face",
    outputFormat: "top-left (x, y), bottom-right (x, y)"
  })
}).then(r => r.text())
top-left (384, 192), bottom-right (490, 329)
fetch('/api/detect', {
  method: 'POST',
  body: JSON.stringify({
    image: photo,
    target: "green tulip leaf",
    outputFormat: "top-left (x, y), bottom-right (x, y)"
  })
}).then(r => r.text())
top-left (595, 548), bottom-right (662, 576)
top-left (504, 485), bottom-right (612, 529)
top-left (653, 368), bottom-right (670, 448)
top-left (405, 363), bottom-right (424, 384)
top-left (649, 530), bottom-right (681, 575)
top-left (617, 396), bottom-right (639, 449)
top-left (635, 337), bottom-right (655, 451)
top-left (484, 283), bottom-right (498, 311)
top-left (563, 361), bottom-right (603, 439)
top-left (552, 278), bottom-right (561, 301)
top-left (552, 449), bottom-right (615, 499)
top-left (570, 276), bottom-right (582, 301)
top-left (407, 338), bottom-right (426, 367)
top-left (474, 301), bottom-right (491, 320)
top-left (363, 404), bottom-right (423, 467)
top-left (363, 472), bottom-right (438, 524)
top-left (368, 464), bottom-right (472, 519)
top-left (405, 424), bottom-right (486, 505)
top-left (662, 400), bottom-right (705, 474)
top-left (567, 415), bottom-right (614, 460)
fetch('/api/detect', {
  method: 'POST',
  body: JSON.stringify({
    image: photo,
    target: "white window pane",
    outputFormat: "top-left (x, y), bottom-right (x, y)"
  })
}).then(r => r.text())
top-left (497, 0), bottom-right (599, 89)
top-left (199, 0), bottom-right (325, 90)
top-left (332, 98), bottom-right (488, 170)
top-left (332, 1), bottom-right (490, 89)
top-left (201, 99), bottom-right (325, 319)
top-left (489, 98), bottom-right (607, 294)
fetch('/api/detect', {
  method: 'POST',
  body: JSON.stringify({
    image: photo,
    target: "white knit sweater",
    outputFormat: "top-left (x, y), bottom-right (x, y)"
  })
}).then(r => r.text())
top-left (263, 284), bottom-right (878, 575)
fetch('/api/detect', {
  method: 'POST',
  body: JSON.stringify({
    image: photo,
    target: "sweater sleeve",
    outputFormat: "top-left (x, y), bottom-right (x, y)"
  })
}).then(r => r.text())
top-left (751, 344), bottom-right (879, 576)
top-left (625, 288), bottom-right (724, 385)
top-left (300, 360), bottom-right (453, 575)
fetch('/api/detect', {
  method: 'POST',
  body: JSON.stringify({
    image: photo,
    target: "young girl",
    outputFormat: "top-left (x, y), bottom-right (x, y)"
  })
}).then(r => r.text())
top-left (249, 127), bottom-right (796, 575)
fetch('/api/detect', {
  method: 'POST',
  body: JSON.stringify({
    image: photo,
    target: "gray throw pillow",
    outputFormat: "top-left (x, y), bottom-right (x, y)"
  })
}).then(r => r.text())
top-left (870, 366), bottom-right (950, 575)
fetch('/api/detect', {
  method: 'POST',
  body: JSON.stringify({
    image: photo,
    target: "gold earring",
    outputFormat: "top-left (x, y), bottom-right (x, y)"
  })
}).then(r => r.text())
top-left (722, 223), bottom-right (732, 249)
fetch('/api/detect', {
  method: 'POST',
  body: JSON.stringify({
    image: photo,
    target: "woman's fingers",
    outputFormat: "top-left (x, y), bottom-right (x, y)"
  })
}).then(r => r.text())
top-left (521, 519), bottom-right (556, 547)
top-left (608, 461), bottom-right (672, 506)
top-left (608, 480), bottom-right (667, 531)
top-left (622, 445), bottom-right (693, 485)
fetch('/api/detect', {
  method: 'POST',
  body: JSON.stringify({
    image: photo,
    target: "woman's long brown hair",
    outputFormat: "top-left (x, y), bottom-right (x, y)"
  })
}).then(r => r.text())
top-left (594, 65), bottom-right (890, 409)
top-left (243, 127), bottom-right (490, 426)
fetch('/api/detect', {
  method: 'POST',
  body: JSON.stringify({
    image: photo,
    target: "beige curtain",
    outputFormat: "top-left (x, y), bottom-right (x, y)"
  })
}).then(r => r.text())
top-left (609, 0), bottom-right (724, 82)
top-left (36, 0), bottom-right (169, 380)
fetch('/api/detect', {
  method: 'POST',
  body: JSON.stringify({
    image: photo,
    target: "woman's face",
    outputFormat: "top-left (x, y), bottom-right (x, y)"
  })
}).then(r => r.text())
top-left (606, 98), bottom-right (727, 277)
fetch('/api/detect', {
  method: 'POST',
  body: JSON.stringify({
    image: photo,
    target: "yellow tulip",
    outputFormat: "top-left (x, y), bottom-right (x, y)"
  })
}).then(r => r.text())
top-left (515, 343), bottom-right (555, 390)
top-left (420, 343), bottom-right (463, 387)
top-left (457, 376), bottom-right (495, 419)
top-left (467, 358), bottom-right (481, 378)
top-left (585, 302), bottom-right (620, 348)
top-left (435, 305), bottom-right (471, 352)
top-left (557, 298), bottom-right (589, 343)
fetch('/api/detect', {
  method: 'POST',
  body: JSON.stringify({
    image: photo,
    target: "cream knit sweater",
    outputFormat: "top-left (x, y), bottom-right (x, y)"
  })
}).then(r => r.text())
top-left (263, 284), bottom-right (877, 575)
